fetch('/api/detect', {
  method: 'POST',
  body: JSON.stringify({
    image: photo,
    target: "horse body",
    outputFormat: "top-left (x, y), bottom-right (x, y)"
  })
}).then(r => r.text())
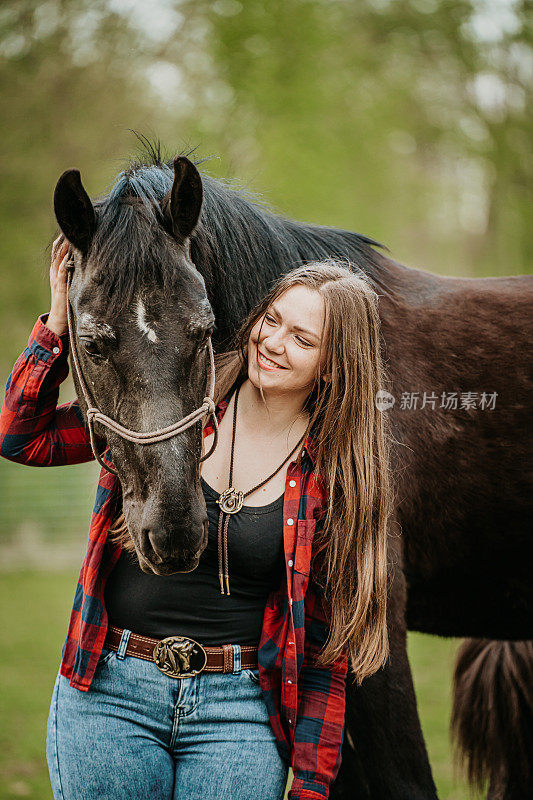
top-left (378, 266), bottom-right (532, 640)
top-left (53, 151), bottom-right (532, 799)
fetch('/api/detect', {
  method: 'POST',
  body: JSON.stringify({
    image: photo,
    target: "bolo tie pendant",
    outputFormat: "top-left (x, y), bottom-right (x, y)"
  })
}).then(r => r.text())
top-left (216, 488), bottom-right (243, 596)
top-left (218, 488), bottom-right (244, 514)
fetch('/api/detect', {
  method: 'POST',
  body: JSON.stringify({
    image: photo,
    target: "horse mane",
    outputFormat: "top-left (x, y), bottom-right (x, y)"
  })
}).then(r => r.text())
top-left (89, 136), bottom-right (399, 343)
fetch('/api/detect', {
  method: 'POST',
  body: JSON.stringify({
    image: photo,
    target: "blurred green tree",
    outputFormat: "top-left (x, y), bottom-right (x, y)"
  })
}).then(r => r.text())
top-left (1, 0), bottom-right (530, 374)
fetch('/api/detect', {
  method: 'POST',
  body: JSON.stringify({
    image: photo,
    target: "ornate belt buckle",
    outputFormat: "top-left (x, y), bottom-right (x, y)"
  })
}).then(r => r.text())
top-left (153, 635), bottom-right (207, 679)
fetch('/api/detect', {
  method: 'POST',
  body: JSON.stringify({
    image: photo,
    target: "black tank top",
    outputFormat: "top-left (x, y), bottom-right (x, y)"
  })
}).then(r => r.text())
top-left (104, 477), bottom-right (285, 645)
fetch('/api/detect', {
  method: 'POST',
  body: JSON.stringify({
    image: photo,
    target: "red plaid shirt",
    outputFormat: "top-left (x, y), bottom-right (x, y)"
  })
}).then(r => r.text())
top-left (1, 314), bottom-right (348, 799)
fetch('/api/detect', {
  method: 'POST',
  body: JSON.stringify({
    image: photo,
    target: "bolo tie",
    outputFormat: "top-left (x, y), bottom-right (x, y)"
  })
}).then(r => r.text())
top-left (216, 380), bottom-right (308, 595)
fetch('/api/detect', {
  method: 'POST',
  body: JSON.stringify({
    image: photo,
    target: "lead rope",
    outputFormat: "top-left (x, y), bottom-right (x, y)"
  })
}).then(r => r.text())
top-left (216, 380), bottom-right (307, 595)
top-left (64, 263), bottom-right (219, 478)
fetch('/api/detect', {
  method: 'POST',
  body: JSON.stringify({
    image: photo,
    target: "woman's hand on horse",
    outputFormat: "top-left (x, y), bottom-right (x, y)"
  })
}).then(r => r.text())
top-left (46, 235), bottom-right (70, 337)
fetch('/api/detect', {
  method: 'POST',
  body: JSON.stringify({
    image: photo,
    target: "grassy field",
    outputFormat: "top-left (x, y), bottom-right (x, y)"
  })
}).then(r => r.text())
top-left (0, 570), bottom-right (482, 800)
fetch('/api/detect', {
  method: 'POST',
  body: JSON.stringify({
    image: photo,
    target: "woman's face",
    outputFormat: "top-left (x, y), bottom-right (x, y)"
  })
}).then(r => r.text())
top-left (248, 285), bottom-right (327, 395)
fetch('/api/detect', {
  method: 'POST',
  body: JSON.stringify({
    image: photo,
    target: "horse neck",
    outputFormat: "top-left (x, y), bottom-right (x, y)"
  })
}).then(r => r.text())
top-left (191, 198), bottom-right (403, 348)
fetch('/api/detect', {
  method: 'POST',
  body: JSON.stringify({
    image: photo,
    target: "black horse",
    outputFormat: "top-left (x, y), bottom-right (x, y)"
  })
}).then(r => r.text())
top-left (54, 157), bottom-right (214, 575)
top-left (52, 146), bottom-right (532, 799)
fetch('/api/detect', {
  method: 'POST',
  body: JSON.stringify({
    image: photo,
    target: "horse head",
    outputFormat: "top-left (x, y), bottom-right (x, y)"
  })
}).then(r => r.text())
top-left (53, 156), bottom-right (214, 576)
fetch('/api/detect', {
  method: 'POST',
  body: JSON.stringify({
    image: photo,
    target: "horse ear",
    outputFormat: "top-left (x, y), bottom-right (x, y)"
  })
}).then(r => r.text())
top-left (54, 169), bottom-right (96, 255)
top-left (163, 156), bottom-right (203, 241)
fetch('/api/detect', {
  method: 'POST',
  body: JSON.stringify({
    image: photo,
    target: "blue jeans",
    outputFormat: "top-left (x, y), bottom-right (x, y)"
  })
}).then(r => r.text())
top-left (46, 630), bottom-right (289, 799)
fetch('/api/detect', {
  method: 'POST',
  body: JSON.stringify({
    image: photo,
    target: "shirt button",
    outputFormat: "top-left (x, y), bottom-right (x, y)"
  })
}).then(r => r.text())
top-left (287, 679), bottom-right (293, 684)
top-left (52, 346), bottom-right (60, 355)
top-left (289, 480), bottom-right (296, 488)
top-left (287, 518), bottom-right (294, 526)
top-left (288, 559), bottom-right (293, 568)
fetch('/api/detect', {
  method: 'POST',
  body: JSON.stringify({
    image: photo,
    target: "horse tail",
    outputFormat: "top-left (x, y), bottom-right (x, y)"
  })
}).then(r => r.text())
top-left (450, 638), bottom-right (533, 799)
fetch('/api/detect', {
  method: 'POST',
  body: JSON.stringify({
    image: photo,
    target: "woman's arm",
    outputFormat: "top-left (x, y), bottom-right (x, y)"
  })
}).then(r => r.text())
top-left (0, 237), bottom-right (94, 466)
top-left (0, 314), bottom-right (94, 466)
top-left (288, 566), bottom-right (348, 799)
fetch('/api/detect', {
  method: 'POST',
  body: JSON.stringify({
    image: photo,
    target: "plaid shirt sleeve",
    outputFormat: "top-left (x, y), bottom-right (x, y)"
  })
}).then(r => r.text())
top-left (289, 522), bottom-right (349, 800)
top-left (0, 314), bottom-right (94, 466)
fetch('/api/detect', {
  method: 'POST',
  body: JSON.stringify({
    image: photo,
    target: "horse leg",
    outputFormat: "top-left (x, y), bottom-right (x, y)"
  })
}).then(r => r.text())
top-left (331, 539), bottom-right (438, 800)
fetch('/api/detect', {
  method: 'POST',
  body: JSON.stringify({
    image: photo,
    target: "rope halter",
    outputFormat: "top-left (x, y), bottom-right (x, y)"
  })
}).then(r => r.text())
top-left (65, 264), bottom-right (219, 477)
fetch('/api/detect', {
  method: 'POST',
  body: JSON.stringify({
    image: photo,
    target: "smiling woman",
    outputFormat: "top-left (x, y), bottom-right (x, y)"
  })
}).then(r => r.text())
top-left (202, 259), bottom-right (393, 679)
top-left (250, 285), bottom-right (328, 390)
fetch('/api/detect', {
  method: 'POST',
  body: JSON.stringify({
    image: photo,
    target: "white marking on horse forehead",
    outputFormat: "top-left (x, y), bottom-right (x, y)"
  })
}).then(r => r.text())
top-left (135, 297), bottom-right (158, 343)
top-left (78, 313), bottom-right (116, 339)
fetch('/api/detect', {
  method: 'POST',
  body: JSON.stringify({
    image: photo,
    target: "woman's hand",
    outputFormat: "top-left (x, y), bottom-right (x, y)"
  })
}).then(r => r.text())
top-left (46, 235), bottom-right (71, 337)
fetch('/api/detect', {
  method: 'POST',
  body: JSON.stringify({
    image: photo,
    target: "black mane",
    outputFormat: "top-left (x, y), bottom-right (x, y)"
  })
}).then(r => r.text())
top-left (89, 142), bottom-right (398, 345)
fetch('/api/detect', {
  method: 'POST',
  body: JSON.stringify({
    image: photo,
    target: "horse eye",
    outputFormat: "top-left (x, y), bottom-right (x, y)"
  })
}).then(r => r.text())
top-left (80, 338), bottom-right (102, 358)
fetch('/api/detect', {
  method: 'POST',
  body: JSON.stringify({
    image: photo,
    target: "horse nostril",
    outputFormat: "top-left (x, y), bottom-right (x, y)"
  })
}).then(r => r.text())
top-left (145, 530), bottom-right (166, 563)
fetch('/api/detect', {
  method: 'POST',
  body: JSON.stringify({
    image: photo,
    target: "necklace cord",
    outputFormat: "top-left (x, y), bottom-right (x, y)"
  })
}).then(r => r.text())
top-left (217, 380), bottom-right (308, 595)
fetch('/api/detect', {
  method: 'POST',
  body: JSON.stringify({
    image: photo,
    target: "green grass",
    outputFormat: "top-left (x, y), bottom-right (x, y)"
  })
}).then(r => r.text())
top-left (0, 570), bottom-right (481, 800)
top-left (408, 633), bottom-right (481, 800)
top-left (0, 459), bottom-right (100, 552)
top-left (0, 571), bottom-right (75, 800)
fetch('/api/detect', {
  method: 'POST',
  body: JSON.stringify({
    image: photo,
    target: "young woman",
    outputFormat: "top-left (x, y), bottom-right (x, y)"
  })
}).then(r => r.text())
top-left (0, 241), bottom-right (393, 800)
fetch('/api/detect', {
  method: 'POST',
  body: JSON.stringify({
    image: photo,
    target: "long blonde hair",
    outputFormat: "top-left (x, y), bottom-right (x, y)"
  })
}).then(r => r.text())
top-left (212, 260), bottom-right (394, 683)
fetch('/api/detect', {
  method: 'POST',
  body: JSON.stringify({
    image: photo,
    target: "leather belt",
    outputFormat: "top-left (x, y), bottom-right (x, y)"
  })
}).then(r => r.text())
top-left (104, 626), bottom-right (258, 679)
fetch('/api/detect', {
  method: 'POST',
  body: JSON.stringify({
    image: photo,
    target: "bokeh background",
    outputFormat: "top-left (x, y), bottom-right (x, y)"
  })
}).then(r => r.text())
top-left (1, 1), bottom-right (531, 798)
